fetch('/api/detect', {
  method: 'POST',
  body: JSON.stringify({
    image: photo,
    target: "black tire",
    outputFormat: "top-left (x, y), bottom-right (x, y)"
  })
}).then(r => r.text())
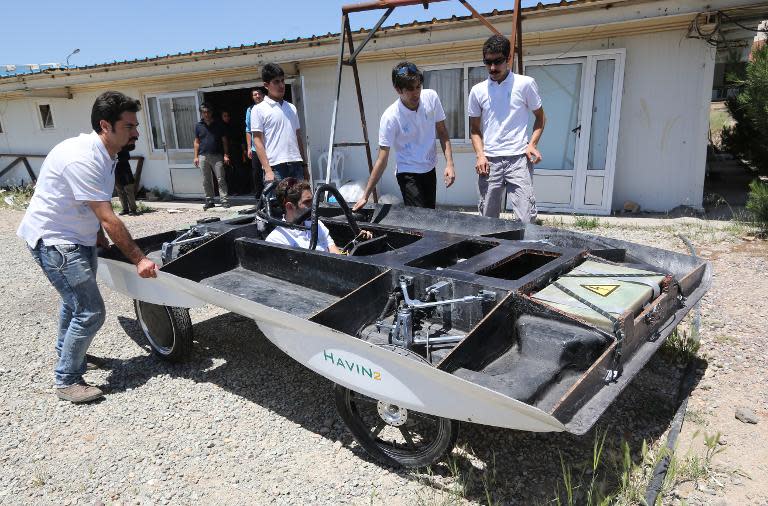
top-left (334, 346), bottom-right (459, 468)
top-left (133, 300), bottom-right (193, 362)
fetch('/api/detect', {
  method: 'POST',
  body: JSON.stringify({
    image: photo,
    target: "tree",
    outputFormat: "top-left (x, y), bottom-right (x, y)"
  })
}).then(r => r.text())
top-left (721, 45), bottom-right (768, 175)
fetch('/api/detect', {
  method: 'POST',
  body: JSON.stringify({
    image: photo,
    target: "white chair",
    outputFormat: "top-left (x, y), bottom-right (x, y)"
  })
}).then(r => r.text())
top-left (317, 149), bottom-right (345, 188)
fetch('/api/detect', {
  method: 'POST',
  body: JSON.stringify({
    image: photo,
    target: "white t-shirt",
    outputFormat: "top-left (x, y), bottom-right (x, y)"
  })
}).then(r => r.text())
top-left (250, 96), bottom-right (302, 166)
top-left (17, 131), bottom-right (115, 247)
top-left (467, 72), bottom-right (542, 157)
top-left (378, 89), bottom-right (446, 174)
top-left (265, 221), bottom-right (336, 252)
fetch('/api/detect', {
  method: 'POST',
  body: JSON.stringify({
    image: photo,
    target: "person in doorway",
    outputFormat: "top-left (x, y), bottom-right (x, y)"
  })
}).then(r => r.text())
top-left (114, 149), bottom-right (138, 215)
top-left (265, 178), bottom-right (341, 254)
top-left (221, 110), bottom-right (246, 195)
top-left (245, 86), bottom-right (267, 197)
top-left (193, 103), bottom-right (230, 210)
top-left (352, 61), bottom-right (455, 211)
top-left (468, 34), bottom-right (546, 222)
top-left (250, 64), bottom-right (309, 184)
top-left (17, 91), bottom-right (158, 404)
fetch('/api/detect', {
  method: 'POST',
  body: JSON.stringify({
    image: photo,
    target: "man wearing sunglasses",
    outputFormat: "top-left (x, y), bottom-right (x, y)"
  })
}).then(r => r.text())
top-left (353, 61), bottom-right (455, 211)
top-left (468, 34), bottom-right (546, 222)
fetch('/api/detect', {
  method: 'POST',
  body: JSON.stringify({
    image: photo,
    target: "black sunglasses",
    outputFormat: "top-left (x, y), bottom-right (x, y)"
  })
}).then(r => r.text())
top-left (483, 56), bottom-right (507, 66)
top-left (396, 63), bottom-right (419, 76)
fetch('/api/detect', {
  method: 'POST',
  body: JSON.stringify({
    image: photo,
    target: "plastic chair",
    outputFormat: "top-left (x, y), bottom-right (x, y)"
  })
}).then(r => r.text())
top-left (317, 149), bottom-right (345, 188)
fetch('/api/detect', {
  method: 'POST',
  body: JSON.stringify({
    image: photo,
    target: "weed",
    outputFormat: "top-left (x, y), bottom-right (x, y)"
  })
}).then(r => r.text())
top-left (713, 334), bottom-right (736, 344)
top-left (684, 408), bottom-right (708, 426)
top-left (573, 215), bottom-right (600, 230)
top-left (0, 184), bottom-right (35, 209)
top-left (661, 328), bottom-right (700, 365)
top-left (746, 179), bottom-right (768, 232)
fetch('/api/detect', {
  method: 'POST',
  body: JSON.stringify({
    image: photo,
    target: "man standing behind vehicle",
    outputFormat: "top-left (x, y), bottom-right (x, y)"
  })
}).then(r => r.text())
top-left (194, 103), bottom-right (230, 210)
top-left (468, 34), bottom-right (546, 222)
top-left (245, 86), bottom-right (266, 197)
top-left (250, 63), bottom-right (309, 184)
top-left (17, 91), bottom-right (158, 404)
top-left (353, 61), bottom-right (455, 211)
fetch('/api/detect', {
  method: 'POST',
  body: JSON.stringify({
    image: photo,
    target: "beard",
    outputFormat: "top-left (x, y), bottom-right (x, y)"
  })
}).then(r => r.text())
top-left (123, 138), bottom-right (138, 151)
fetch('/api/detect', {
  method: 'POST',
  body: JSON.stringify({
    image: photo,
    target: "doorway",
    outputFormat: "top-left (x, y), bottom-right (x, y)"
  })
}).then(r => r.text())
top-left (520, 50), bottom-right (625, 215)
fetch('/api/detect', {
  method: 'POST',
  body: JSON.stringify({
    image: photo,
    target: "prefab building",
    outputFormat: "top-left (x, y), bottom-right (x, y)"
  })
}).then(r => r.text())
top-left (0, 0), bottom-right (763, 213)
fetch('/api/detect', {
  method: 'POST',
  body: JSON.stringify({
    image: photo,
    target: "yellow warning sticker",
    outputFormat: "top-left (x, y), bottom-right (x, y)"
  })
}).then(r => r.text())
top-left (582, 284), bottom-right (620, 297)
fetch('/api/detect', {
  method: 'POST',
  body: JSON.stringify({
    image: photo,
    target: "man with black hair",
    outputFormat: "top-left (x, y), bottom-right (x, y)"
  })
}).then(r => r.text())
top-left (250, 63), bottom-right (309, 184)
top-left (245, 86), bottom-right (267, 196)
top-left (17, 90), bottom-right (158, 403)
top-left (194, 103), bottom-right (230, 210)
top-left (265, 178), bottom-right (341, 253)
top-left (468, 34), bottom-right (546, 222)
top-left (353, 61), bottom-right (455, 211)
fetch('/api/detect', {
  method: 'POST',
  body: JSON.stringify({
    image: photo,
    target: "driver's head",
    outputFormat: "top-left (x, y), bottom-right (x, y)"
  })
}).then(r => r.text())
top-left (277, 178), bottom-right (312, 222)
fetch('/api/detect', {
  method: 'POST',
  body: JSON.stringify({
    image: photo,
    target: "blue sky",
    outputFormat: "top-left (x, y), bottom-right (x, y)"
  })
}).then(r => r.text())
top-left (1, 0), bottom-right (539, 68)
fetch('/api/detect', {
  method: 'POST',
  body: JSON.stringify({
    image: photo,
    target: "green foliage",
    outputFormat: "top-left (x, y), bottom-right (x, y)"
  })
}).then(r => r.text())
top-left (746, 179), bottom-right (768, 231)
top-left (0, 183), bottom-right (35, 209)
top-left (721, 46), bottom-right (768, 175)
top-left (661, 328), bottom-right (700, 365)
top-left (573, 215), bottom-right (600, 230)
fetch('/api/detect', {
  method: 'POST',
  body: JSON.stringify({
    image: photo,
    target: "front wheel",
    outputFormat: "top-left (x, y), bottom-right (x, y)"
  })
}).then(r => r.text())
top-left (334, 346), bottom-right (458, 468)
top-left (133, 300), bottom-right (193, 361)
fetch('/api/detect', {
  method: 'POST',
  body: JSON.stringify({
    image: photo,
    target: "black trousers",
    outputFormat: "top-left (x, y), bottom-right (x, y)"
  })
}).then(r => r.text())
top-left (396, 168), bottom-right (436, 209)
top-left (251, 153), bottom-right (264, 198)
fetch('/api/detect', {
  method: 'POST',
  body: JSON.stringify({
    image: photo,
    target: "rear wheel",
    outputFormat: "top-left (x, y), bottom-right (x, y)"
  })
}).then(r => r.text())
top-left (133, 300), bottom-right (192, 361)
top-left (334, 346), bottom-right (458, 468)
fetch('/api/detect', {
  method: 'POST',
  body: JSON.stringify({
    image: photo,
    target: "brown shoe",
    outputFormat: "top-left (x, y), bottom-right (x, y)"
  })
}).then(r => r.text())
top-left (56, 382), bottom-right (104, 403)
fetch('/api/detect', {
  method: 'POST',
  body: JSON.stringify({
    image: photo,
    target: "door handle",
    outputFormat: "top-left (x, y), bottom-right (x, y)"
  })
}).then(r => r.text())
top-left (571, 124), bottom-right (582, 135)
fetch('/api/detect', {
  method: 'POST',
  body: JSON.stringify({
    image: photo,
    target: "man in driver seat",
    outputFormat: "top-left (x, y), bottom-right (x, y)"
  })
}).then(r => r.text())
top-left (265, 178), bottom-right (342, 254)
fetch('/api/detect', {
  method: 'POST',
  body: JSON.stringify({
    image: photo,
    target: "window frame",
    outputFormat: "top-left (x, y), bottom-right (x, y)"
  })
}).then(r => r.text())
top-left (143, 91), bottom-right (201, 153)
top-left (36, 102), bottom-right (56, 130)
top-left (422, 62), bottom-right (486, 144)
top-left (0, 112), bottom-right (4, 134)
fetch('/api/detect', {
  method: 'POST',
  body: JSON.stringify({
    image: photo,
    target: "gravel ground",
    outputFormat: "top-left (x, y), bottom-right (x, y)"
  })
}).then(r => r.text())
top-left (0, 205), bottom-right (765, 505)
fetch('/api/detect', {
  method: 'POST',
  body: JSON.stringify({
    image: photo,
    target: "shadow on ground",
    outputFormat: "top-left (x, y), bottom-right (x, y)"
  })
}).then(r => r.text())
top-left (108, 311), bottom-right (704, 503)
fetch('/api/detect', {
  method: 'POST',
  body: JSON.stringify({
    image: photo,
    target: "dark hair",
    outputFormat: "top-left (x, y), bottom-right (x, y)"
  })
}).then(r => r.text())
top-left (391, 61), bottom-right (423, 90)
top-left (262, 63), bottom-right (284, 84)
top-left (252, 86), bottom-right (268, 95)
top-left (199, 102), bottom-right (213, 113)
top-left (91, 91), bottom-right (141, 133)
top-left (482, 34), bottom-right (511, 59)
top-left (276, 177), bottom-right (311, 207)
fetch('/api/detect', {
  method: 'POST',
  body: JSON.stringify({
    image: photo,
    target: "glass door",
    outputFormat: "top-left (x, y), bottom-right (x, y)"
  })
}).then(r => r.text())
top-left (524, 58), bottom-right (586, 209)
top-left (521, 51), bottom-right (624, 215)
top-left (146, 92), bottom-right (201, 196)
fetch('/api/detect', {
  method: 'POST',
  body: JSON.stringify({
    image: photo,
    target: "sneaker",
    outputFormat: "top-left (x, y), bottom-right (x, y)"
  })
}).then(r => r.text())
top-left (221, 202), bottom-right (231, 209)
top-left (202, 201), bottom-right (215, 211)
top-left (56, 382), bottom-right (104, 404)
top-left (129, 211), bottom-right (140, 216)
top-left (118, 210), bottom-right (129, 216)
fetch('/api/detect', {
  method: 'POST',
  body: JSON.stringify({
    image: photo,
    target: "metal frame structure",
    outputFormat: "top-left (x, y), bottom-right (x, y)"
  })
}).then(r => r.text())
top-left (324, 0), bottom-right (524, 201)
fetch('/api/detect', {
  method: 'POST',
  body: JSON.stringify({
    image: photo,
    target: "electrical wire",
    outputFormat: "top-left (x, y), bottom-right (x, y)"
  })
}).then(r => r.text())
top-left (719, 11), bottom-right (768, 33)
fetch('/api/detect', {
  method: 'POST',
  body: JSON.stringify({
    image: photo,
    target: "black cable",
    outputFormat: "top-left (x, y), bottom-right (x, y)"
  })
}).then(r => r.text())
top-left (719, 11), bottom-right (768, 33)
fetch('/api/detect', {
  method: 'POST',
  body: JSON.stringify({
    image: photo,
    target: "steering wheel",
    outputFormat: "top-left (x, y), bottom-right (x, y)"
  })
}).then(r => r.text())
top-left (309, 184), bottom-right (362, 251)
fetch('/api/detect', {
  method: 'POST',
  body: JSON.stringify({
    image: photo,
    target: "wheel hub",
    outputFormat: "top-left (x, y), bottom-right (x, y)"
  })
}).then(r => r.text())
top-left (376, 401), bottom-right (408, 427)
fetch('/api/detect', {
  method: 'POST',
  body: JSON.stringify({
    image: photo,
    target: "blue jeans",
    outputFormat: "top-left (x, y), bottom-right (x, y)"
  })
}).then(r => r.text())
top-left (28, 241), bottom-right (105, 387)
top-left (271, 162), bottom-right (304, 182)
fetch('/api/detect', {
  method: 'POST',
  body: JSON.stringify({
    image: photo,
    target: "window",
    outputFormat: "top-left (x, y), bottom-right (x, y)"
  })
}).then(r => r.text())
top-left (0, 115), bottom-right (4, 134)
top-left (423, 64), bottom-right (486, 141)
top-left (145, 93), bottom-right (198, 151)
top-left (38, 104), bottom-right (55, 129)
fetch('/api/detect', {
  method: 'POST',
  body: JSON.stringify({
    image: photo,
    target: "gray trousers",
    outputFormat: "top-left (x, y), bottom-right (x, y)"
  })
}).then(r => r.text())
top-left (478, 154), bottom-right (537, 222)
top-left (199, 154), bottom-right (228, 202)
